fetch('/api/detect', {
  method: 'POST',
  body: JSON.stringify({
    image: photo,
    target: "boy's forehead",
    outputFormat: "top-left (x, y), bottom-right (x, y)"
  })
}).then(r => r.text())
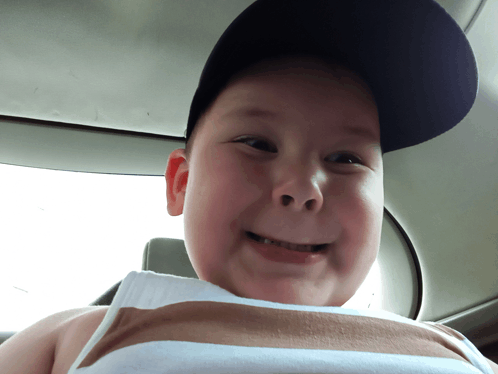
top-left (191, 54), bottom-right (381, 152)
top-left (219, 56), bottom-right (379, 130)
top-left (218, 55), bottom-right (379, 123)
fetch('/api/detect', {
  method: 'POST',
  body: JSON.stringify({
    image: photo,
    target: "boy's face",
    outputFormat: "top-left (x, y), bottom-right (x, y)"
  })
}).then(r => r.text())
top-left (166, 56), bottom-right (384, 306)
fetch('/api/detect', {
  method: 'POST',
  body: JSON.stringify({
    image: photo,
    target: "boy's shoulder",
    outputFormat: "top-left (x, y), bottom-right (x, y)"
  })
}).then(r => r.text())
top-left (52, 306), bottom-right (109, 374)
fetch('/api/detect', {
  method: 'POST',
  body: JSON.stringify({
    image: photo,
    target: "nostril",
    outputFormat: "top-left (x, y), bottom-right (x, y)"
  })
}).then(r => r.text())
top-left (281, 195), bottom-right (292, 206)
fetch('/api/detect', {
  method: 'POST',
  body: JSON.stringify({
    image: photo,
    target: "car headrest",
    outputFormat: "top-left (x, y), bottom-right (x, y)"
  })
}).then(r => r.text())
top-left (142, 237), bottom-right (198, 279)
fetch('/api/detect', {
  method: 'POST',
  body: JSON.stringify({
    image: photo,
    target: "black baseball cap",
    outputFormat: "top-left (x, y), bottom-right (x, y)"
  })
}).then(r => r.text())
top-left (185, 0), bottom-right (478, 154)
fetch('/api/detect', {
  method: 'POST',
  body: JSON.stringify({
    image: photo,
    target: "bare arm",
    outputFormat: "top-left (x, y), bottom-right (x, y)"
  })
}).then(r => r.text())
top-left (0, 307), bottom-right (102, 374)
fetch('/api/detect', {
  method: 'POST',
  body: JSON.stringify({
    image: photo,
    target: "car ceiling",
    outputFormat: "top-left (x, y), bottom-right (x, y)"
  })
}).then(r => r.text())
top-left (0, 0), bottom-right (497, 322)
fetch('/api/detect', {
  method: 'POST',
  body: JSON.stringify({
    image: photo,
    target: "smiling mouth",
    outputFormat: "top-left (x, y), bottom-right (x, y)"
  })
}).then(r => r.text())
top-left (246, 231), bottom-right (329, 253)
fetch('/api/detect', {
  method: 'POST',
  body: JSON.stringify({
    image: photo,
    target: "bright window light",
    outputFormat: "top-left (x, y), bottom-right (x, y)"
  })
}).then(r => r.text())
top-left (0, 163), bottom-right (183, 331)
top-left (0, 163), bottom-right (381, 332)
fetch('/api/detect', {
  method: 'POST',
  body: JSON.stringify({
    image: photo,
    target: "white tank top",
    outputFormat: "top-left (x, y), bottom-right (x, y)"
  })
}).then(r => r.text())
top-left (67, 270), bottom-right (493, 374)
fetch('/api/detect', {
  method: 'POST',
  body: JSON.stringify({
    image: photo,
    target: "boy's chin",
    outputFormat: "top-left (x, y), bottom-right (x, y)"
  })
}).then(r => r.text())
top-left (229, 280), bottom-right (341, 307)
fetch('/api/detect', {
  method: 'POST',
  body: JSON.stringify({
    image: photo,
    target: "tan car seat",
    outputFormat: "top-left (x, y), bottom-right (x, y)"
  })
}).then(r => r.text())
top-left (91, 238), bottom-right (197, 306)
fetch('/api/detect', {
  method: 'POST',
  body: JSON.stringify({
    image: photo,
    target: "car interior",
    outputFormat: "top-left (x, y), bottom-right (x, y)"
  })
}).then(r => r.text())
top-left (0, 0), bottom-right (497, 366)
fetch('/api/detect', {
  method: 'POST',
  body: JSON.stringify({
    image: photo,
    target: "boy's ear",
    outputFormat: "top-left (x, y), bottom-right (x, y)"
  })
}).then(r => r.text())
top-left (165, 148), bottom-right (189, 216)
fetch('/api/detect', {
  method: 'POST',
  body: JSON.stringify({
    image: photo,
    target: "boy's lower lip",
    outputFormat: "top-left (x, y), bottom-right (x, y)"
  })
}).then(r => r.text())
top-left (246, 233), bottom-right (329, 265)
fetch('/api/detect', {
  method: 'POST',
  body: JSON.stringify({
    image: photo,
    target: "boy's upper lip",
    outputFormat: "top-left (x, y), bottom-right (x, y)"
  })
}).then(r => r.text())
top-left (247, 230), bottom-right (330, 246)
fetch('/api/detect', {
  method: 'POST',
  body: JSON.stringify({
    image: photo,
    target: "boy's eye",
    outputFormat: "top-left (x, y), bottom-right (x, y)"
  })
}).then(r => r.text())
top-left (234, 136), bottom-right (277, 153)
top-left (326, 153), bottom-right (362, 165)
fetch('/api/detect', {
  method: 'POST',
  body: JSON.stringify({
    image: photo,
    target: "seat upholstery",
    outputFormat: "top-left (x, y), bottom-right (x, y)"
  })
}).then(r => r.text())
top-left (141, 237), bottom-right (198, 279)
top-left (90, 238), bottom-right (196, 306)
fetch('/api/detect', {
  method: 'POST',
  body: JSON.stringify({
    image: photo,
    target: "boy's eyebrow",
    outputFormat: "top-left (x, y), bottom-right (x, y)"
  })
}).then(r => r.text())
top-left (225, 107), bottom-right (379, 141)
top-left (341, 125), bottom-right (379, 142)
top-left (226, 107), bottom-right (280, 120)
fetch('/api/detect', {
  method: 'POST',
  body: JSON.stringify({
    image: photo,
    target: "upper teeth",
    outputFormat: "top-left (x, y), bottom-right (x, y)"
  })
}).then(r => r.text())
top-left (254, 233), bottom-right (319, 252)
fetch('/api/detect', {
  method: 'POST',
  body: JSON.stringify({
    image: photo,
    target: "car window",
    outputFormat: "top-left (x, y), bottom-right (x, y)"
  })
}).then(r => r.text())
top-left (0, 162), bottom-right (183, 331)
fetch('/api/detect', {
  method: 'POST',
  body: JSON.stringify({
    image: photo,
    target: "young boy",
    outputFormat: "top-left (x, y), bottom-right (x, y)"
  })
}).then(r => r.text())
top-left (1, 0), bottom-right (497, 373)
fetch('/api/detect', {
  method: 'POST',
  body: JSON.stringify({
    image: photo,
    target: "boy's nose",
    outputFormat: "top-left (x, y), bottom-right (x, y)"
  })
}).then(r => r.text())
top-left (272, 170), bottom-right (325, 213)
